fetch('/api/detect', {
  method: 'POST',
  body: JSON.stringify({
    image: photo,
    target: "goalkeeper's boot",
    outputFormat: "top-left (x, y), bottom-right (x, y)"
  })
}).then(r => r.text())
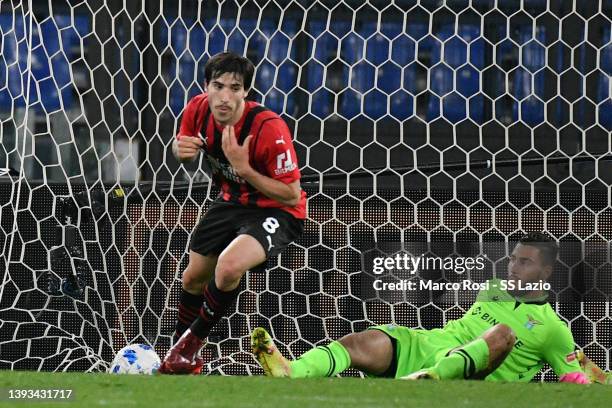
top-left (400, 368), bottom-right (440, 380)
top-left (251, 327), bottom-right (291, 377)
top-left (158, 329), bottom-right (205, 375)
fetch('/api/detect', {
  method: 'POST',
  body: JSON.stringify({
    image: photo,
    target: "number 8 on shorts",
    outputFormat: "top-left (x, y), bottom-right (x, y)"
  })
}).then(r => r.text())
top-left (262, 217), bottom-right (280, 234)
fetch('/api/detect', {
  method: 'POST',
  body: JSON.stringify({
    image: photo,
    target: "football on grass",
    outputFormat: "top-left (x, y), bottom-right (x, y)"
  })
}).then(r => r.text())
top-left (108, 344), bottom-right (161, 375)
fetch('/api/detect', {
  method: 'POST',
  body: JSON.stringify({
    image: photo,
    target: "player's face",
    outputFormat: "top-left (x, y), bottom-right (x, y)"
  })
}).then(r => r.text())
top-left (206, 73), bottom-right (248, 126)
top-left (507, 243), bottom-right (551, 292)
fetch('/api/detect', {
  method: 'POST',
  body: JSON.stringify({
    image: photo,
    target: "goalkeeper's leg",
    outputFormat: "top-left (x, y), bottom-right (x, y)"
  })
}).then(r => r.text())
top-left (252, 327), bottom-right (394, 378)
top-left (402, 323), bottom-right (515, 380)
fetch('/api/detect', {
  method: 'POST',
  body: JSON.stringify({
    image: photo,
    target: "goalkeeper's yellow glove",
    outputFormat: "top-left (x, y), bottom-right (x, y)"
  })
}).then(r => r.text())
top-left (577, 351), bottom-right (611, 384)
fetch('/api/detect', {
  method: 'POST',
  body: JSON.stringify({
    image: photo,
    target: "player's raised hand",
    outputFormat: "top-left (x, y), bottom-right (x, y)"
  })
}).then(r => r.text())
top-left (221, 125), bottom-right (253, 177)
top-left (173, 134), bottom-right (203, 162)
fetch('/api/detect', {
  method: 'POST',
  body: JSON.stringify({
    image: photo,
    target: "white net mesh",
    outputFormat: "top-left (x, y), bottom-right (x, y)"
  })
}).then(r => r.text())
top-left (0, 0), bottom-right (611, 379)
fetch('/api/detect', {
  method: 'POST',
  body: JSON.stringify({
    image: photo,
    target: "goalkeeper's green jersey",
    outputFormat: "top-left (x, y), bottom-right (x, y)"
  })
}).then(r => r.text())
top-left (441, 279), bottom-right (582, 382)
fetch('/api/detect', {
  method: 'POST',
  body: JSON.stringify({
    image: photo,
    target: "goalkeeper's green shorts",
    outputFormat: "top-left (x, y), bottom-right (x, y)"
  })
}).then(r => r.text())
top-left (368, 324), bottom-right (464, 379)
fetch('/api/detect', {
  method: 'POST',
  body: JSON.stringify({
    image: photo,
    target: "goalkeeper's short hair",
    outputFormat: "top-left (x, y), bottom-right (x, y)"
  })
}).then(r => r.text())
top-left (519, 232), bottom-right (559, 267)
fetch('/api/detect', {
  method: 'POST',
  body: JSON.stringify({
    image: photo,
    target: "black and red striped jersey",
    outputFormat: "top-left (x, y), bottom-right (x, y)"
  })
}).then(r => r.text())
top-left (177, 93), bottom-right (306, 219)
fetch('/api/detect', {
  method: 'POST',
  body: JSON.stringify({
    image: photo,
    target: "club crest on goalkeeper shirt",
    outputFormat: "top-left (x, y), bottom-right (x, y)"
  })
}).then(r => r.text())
top-left (524, 315), bottom-right (543, 330)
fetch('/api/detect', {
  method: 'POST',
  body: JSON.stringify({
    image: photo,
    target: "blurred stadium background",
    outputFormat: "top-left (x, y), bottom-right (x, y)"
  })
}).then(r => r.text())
top-left (0, 0), bottom-right (610, 381)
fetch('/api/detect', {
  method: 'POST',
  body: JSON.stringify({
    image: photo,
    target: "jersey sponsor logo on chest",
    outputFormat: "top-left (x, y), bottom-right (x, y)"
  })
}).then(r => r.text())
top-left (471, 306), bottom-right (500, 326)
top-left (472, 307), bottom-right (543, 332)
top-left (206, 155), bottom-right (245, 184)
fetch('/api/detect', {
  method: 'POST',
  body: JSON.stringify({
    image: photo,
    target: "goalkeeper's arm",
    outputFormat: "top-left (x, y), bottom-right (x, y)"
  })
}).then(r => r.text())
top-left (543, 324), bottom-right (590, 384)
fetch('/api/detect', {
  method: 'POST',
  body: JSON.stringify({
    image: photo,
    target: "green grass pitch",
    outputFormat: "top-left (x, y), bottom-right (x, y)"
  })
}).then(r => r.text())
top-left (0, 371), bottom-right (610, 408)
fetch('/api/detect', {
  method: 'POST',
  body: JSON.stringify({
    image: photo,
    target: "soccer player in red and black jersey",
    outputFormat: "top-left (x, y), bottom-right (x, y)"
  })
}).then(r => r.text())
top-left (159, 52), bottom-right (306, 374)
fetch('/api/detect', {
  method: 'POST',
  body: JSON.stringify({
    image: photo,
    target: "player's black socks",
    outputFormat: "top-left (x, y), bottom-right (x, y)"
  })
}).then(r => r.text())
top-left (190, 279), bottom-right (240, 340)
top-left (174, 289), bottom-right (205, 343)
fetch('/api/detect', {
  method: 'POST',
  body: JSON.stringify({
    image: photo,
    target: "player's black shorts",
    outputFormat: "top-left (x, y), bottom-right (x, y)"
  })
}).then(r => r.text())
top-left (190, 199), bottom-right (304, 260)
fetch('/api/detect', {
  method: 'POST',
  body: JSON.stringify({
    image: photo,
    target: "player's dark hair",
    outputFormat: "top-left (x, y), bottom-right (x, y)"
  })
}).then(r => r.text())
top-left (519, 232), bottom-right (559, 267)
top-left (204, 51), bottom-right (255, 90)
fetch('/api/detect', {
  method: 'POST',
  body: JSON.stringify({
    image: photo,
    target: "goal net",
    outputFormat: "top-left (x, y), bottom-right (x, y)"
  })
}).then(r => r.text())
top-left (0, 0), bottom-right (610, 380)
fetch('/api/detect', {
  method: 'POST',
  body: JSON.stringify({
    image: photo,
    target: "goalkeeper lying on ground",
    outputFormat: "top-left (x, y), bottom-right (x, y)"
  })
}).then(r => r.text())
top-left (252, 233), bottom-right (594, 383)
